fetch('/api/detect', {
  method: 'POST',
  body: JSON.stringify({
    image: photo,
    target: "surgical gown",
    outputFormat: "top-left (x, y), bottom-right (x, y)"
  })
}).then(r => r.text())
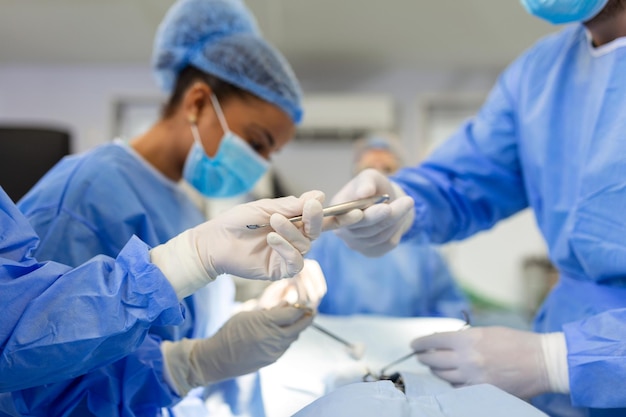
top-left (307, 232), bottom-right (469, 318)
top-left (392, 24), bottom-right (626, 416)
top-left (0, 187), bottom-right (183, 392)
top-left (2, 143), bottom-right (260, 416)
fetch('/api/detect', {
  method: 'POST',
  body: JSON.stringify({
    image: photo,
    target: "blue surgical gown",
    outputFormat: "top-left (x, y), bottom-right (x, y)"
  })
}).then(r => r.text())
top-left (307, 232), bottom-right (469, 318)
top-left (2, 143), bottom-right (261, 416)
top-left (0, 187), bottom-right (183, 392)
top-left (392, 24), bottom-right (626, 416)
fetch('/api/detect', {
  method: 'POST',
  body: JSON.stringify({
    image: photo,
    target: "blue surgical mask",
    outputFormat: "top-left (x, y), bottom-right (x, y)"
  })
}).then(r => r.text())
top-left (183, 95), bottom-right (269, 198)
top-left (520, 0), bottom-right (608, 24)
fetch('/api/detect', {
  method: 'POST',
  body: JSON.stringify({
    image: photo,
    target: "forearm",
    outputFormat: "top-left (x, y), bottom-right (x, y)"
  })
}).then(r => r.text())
top-left (0, 237), bottom-right (183, 391)
top-left (5, 335), bottom-right (180, 416)
top-left (393, 153), bottom-right (528, 244)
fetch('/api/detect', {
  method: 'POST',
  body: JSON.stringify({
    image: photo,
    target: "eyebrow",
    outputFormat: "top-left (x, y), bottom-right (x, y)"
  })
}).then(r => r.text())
top-left (251, 124), bottom-right (275, 149)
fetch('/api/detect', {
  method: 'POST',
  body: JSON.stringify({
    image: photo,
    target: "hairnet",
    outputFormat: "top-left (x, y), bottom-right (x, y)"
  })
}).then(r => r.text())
top-left (353, 132), bottom-right (404, 165)
top-left (153, 0), bottom-right (303, 123)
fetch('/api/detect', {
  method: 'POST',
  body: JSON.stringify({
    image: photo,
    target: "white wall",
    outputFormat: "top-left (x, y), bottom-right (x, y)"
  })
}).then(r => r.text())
top-left (0, 65), bottom-right (162, 153)
top-left (0, 63), bottom-right (548, 308)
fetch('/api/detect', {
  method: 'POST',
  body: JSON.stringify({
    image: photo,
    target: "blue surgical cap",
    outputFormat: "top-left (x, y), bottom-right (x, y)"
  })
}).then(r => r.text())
top-left (153, 0), bottom-right (303, 123)
top-left (353, 132), bottom-right (404, 164)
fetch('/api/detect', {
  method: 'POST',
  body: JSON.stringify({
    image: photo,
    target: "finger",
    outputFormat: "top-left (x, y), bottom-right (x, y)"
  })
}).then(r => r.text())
top-left (340, 204), bottom-right (393, 233)
top-left (301, 259), bottom-right (327, 302)
top-left (266, 305), bottom-right (307, 326)
top-left (299, 190), bottom-right (326, 204)
top-left (251, 195), bottom-right (302, 218)
top-left (410, 331), bottom-right (465, 352)
top-left (355, 169), bottom-right (387, 199)
top-left (281, 311), bottom-right (314, 338)
top-left (296, 272), bottom-right (318, 306)
top-left (330, 169), bottom-right (390, 205)
top-left (266, 232), bottom-right (304, 279)
top-left (270, 213), bottom-right (311, 254)
top-left (340, 197), bottom-right (412, 239)
top-left (416, 350), bottom-right (459, 370)
top-left (430, 368), bottom-right (469, 386)
top-left (322, 209), bottom-right (364, 231)
top-left (259, 279), bottom-right (294, 308)
top-left (380, 197), bottom-right (415, 246)
top-left (302, 198), bottom-right (323, 240)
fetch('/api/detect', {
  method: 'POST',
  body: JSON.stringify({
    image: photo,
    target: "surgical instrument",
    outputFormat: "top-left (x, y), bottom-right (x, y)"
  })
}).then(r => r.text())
top-left (312, 322), bottom-right (365, 360)
top-left (246, 194), bottom-right (390, 229)
top-left (376, 311), bottom-right (472, 375)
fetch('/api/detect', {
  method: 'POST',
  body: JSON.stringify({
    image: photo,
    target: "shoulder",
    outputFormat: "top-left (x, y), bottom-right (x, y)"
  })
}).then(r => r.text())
top-left (71, 143), bottom-right (136, 184)
top-left (529, 24), bottom-right (583, 59)
top-left (20, 144), bottom-right (139, 215)
top-left (507, 25), bottom-right (584, 77)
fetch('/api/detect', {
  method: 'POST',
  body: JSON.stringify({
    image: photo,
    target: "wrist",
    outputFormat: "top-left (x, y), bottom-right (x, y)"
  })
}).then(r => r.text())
top-left (161, 339), bottom-right (196, 397)
top-left (150, 229), bottom-right (215, 300)
top-left (540, 332), bottom-right (570, 394)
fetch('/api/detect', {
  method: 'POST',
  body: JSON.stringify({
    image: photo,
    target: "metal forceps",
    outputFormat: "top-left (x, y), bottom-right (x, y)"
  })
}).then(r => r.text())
top-left (246, 194), bottom-right (390, 229)
top-left (362, 311), bottom-right (471, 389)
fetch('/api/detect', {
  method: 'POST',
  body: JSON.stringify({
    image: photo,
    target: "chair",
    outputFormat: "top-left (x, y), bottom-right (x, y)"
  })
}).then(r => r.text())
top-left (0, 126), bottom-right (71, 202)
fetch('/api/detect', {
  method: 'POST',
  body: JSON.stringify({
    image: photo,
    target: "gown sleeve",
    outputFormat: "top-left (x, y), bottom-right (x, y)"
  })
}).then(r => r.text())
top-left (0, 188), bottom-right (183, 392)
top-left (392, 56), bottom-right (529, 244)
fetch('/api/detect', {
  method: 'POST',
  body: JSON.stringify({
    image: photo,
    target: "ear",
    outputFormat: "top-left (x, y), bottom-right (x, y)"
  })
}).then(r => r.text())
top-left (181, 82), bottom-right (213, 124)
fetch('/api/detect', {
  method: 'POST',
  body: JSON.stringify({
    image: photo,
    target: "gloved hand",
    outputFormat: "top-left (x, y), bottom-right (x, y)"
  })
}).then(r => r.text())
top-left (256, 259), bottom-right (327, 310)
top-left (161, 306), bottom-right (313, 396)
top-left (150, 191), bottom-right (324, 299)
top-left (330, 169), bottom-right (415, 257)
top-left (411, 327), bottom-right (569, 400)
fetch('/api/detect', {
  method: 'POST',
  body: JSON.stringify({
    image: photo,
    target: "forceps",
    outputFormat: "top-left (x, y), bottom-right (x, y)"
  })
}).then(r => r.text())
top-left (363, 311), bottom-right (471, 382)
top-left (246, 194), bottom-right (390, 229)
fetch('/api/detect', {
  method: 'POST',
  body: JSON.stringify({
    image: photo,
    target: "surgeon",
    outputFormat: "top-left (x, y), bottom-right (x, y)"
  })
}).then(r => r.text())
top-left (307, 133), bottom-right (469, 318)
top-left (1, 0), bottom-right (351, 415)
top-left (0, 185), bottom-right (321, 394)
top-left (328, 1), bottom-right (626, 416)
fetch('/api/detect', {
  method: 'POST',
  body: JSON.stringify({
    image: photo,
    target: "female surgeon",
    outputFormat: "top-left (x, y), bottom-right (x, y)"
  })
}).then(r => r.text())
top-left (1, 0), bottom-right (340, 415)
top-left (328, 0), bottom-right (626, 416)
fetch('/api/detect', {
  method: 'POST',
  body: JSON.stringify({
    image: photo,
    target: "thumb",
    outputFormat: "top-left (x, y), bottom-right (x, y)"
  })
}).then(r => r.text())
top-left (355, 169), bottom-right (393, 199)
top-left (264, 306), bottom-right (307, 326)
top-left (322, 208), bottom-right (364, 231)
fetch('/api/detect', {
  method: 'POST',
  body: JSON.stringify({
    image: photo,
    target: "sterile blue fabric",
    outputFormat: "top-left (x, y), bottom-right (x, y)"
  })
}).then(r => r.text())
top-left (520, 0), bottom-right (608, 24)
top-left (0, 187), bottom-right (183, 392)
top-left (153, 0), bottom-right (303, 123)
top-left (2, 143), bottom-right (259, 416)
top-left (392, 24), bottom-right (626, 416)
top-left (307, 232), bottom-right (469, 318)
top-left (293, 373), bottom-right (548, 417)
top-left (6, 335), bottom-right (175, 417)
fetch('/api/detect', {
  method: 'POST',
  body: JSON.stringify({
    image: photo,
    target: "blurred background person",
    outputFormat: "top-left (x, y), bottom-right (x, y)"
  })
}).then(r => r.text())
top-left (307, 133), bottom-right (469, 318)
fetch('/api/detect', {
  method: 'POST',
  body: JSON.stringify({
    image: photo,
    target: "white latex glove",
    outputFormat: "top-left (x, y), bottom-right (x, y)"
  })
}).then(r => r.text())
top-left (150, 191), bottom-right (324, 299)
top-left (256, 259), bottom-right (327, 310)
top-left (330, 169), bottom-right (415, 257)
top-left (161, 306), bottom-right (313, 396)
top-left (411, 327), bottom-right (570, 400)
